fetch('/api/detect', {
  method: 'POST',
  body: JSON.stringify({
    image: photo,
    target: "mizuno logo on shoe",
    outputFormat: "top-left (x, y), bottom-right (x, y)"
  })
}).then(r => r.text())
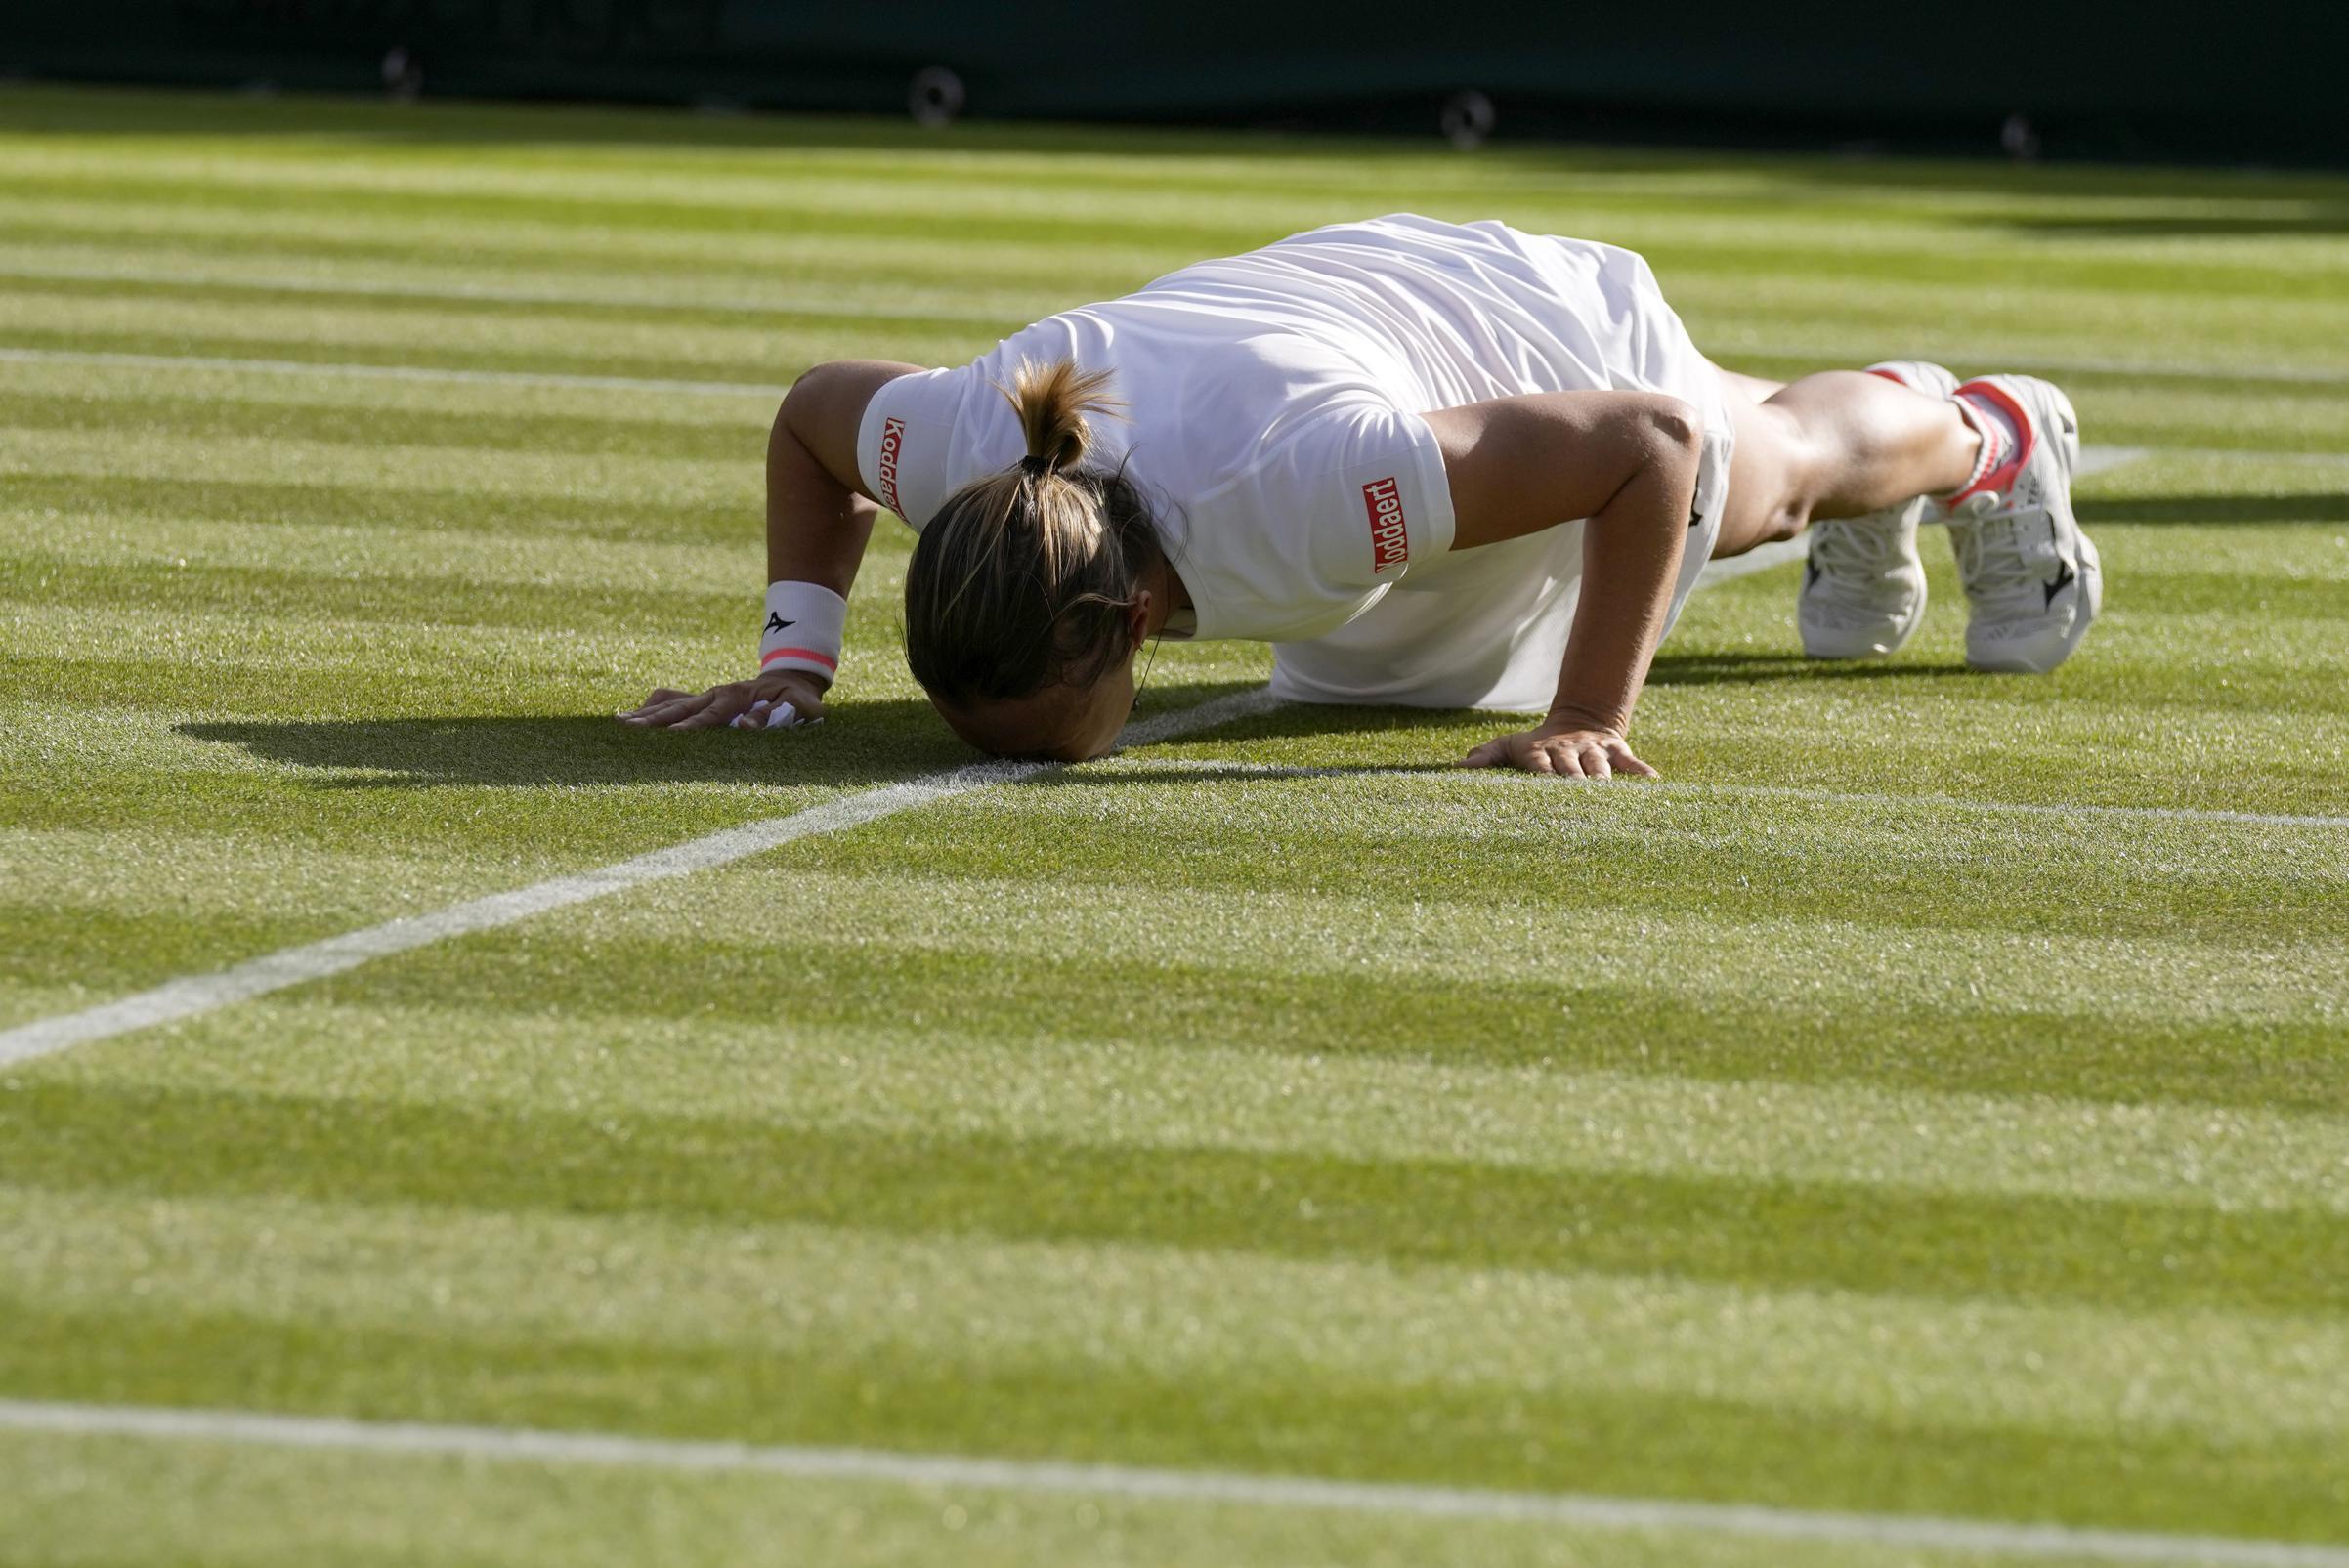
top-left (2042, 558), bottom-right (2077, 607)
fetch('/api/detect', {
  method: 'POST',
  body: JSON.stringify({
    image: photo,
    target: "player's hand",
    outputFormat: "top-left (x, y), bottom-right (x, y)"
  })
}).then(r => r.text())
top-left (620, 671), bottom-right (828, 731)
top-left (1460, 722), bottom-right (1657, 779)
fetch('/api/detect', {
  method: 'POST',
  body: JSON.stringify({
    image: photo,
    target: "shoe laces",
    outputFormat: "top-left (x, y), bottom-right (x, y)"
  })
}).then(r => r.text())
top-left (1809, 517), bottom-right (1911, 582)
top-left (1949, 517), bottom-right (2048, 614)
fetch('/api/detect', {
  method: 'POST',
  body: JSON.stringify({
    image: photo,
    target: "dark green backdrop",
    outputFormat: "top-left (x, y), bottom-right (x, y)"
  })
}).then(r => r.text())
top-left (8, 0), bottom-right (2344, 163)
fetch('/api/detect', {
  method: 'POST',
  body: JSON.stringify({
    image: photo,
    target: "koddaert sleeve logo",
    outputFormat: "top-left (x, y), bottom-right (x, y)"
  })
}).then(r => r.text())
top-left (1362, 476), bottom-right (1410, 573)
top-left (876, 417), bottom-right (908, 516)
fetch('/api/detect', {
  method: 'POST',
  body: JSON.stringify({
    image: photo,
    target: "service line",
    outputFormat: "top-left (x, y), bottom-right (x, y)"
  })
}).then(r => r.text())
top-left (1110, 760), bottom-right (2349, 831)
top-left (1, 1398), bottom-right (2343, 1567)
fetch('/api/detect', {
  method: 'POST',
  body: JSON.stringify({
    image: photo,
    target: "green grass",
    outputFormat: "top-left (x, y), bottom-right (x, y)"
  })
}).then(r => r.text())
top-left (3, 83), bottom-right (2348, 1567)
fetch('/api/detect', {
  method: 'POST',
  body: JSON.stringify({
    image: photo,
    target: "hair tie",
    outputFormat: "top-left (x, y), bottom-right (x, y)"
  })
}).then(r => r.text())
top-left (1019, 454), bottom-right (1051, 478)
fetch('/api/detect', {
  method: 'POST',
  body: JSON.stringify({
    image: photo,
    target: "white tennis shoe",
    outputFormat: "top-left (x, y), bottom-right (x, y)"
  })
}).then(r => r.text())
top-left (1944, 374), bottom-right (2102, 674)
top-left (1798, 360), bottom-right (1957, 659)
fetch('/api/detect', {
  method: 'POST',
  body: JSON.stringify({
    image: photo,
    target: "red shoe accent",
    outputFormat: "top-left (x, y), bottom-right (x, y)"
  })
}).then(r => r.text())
top-left (1948, 379), bottom-right (2036, 506)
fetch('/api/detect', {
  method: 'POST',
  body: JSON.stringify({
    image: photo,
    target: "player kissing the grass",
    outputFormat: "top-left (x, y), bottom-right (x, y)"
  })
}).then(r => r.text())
top-left (624, 215), bottom-right (2099, 777)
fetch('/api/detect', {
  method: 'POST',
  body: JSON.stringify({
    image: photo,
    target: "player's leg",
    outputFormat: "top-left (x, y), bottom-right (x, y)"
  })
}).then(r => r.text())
top-left (1711, 360), bottom-right (2100, 672)
top-left (1710, 368), bottom-right (1977, 557)
top-left (1717, 360), bottom-right (1957, 658)
top-left (1716, 361), bottom-right (1957, 661)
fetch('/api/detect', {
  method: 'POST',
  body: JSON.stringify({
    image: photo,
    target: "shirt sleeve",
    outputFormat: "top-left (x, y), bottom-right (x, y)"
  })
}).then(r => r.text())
top-left (855, 367), bottom-right (966, 530)
top-left (1182, 397), bottom-right (1458, 643)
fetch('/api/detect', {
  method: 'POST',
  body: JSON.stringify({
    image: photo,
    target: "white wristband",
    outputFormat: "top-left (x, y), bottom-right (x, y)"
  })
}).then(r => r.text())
top-left (757, 581), bottom-right (847, 687)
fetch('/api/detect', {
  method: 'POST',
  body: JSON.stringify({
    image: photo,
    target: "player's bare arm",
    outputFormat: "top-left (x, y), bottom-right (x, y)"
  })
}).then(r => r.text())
top-left (621, 360), bottom-right (917, 732)
top-left (1425, 391), bottom-right (1705, 780)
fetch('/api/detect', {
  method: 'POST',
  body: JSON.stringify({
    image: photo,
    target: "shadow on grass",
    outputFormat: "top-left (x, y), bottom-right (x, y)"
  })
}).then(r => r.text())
top-left (180, 659), bottom-right (1979, 790)
top-left (2075, 493), bottom-right (2349, 526)
top-left (176, 703), bottom-right (967, 789)
top-left (177, 680), bottom-right (1281, 788)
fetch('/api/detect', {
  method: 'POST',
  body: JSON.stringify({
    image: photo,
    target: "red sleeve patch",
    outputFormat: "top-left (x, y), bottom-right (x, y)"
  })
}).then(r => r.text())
top-left (1362, 476), bottom-right (1409, 573)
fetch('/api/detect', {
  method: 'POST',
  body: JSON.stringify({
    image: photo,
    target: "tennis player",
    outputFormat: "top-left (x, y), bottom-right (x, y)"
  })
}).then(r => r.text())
top-left (623, 215), bottom-right (2099, 777)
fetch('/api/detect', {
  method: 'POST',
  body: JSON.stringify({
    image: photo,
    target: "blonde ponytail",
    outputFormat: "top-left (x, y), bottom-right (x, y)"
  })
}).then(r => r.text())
top-left (1005, 357), bottom-right (1120, 476)
top-left (904, 358), bottom-right (1161, 712)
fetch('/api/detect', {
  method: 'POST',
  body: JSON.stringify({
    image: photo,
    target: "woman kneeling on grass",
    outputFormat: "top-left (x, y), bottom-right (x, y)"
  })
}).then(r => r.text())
top-left (625, 215), bottom-right (2099, 777)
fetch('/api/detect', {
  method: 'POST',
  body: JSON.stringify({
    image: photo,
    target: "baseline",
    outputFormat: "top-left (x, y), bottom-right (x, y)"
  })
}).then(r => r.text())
top-left (0, 1398), bottom-right (2340, 1567)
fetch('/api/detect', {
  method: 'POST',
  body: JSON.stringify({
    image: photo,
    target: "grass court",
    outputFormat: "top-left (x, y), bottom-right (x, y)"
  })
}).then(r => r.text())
top-left (2, 84), bottom-right (2347, 1567)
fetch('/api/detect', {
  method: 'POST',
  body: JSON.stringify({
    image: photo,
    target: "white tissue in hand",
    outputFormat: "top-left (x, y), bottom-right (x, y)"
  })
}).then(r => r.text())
top-left (766, 702), bottom-right (820, 730)
top-left (729, 699), bottom-right (818, 732)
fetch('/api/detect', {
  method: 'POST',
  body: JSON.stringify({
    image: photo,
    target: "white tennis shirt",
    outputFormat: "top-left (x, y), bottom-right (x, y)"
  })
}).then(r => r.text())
top-left (857, 213), bottom-right (1730, 671)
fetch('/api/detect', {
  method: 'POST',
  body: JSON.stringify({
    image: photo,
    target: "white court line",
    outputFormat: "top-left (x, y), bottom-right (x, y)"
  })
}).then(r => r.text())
top-left (1693, 536), bottom-right (1808, 583)
top-left (0, 689), bottom-right (1279, 1071)
top-left (0, 1399), bottom-right (2341, 1567)
top-left (1675, 779), bottom-right (2349, 831)
top-left (5, 259), bottom-right (2349, 387)
top-left (1114, 761), bottom-right (2349, 831)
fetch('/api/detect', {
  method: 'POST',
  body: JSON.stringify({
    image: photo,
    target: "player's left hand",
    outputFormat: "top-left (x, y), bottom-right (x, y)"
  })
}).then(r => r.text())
top-left (619, 671), bottom-right (827, 731)
top-left (1460, 723), bottom-right (1657, 779)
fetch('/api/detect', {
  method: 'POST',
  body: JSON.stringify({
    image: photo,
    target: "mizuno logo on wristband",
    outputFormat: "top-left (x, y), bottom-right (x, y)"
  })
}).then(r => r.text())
top-left (759, 581), bottom-right (849, 687)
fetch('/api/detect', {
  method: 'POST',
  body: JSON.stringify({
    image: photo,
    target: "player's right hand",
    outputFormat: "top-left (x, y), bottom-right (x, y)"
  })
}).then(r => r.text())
top-left (620, 671), bottom-right (828, 731)
top-left (1459, 721), bottom-right (1655, 779)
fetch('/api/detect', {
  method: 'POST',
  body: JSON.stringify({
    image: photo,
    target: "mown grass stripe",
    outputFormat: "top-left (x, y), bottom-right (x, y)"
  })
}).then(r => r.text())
top-left (92, 996), bottom-right (2333, 1215)
top-left (10, 1177), bottom-right (2349, 1448)
top-left (16, 1300), bottom-right (2349, 1549)
top-left (12, 1087), bottom-right (2348, 1316)
top-left (0, 345), bottom-right (778, 398)
top-left (22, 919), bottom-right (2345, 1113)
top-left (6, 260), bottom-right (2349, 384)
top-left (0, 260), bottom-right (1010, 328)
top-left (11, 347), bottom-right (2348, 467)
top-left (3, 1399), bottom-right (2343, 1567)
